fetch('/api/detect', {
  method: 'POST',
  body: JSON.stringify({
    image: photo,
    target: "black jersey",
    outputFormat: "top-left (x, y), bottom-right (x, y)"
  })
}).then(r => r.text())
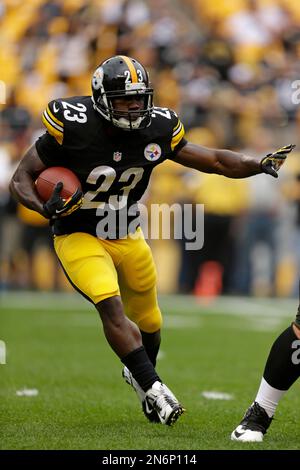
top-left (36, 95), bottom-right (186, 238)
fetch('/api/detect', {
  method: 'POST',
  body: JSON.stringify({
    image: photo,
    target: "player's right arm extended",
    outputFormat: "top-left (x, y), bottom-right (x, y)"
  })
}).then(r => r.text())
top-left (9, 144), bottom-right (49, 217)
top-left (175, 142), bottom-right (295, 179)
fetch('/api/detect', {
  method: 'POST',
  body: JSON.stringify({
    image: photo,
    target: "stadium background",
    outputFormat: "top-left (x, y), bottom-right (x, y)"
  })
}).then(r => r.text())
top-left (1, 0), bottom-right (300, 452)
top-left (1, 0), bottom-right (300, 297)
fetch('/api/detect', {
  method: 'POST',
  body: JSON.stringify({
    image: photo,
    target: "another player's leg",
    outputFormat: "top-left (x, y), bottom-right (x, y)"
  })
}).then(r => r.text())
top-left (231, 320), bottom-right (300, 442)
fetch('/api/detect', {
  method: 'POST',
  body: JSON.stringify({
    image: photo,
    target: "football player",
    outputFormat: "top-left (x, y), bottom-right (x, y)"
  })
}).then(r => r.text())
top-left (231, 293), bottom-right (300, 442)
top-left (10, 55), bottom-right (295, 426)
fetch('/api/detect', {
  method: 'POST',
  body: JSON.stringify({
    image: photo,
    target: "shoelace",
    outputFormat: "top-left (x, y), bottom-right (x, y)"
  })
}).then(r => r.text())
top-left (155, 392), bottom-right (178, 412)
top-left (242, 402), bottom-right (272, 433)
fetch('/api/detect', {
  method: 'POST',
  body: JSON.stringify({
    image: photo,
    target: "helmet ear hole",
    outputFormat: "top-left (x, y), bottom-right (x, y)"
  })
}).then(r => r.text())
top-left (91, 55), bottom-right (154, 130)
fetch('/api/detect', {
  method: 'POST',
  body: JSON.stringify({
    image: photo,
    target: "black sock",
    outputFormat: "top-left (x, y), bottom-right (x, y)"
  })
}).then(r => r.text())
top-left (121, 346), bottom-right (161, 392)
top-left (263, 325), bottom-right (300, 390)
top-left (140, 330), bottom-right (161, 367)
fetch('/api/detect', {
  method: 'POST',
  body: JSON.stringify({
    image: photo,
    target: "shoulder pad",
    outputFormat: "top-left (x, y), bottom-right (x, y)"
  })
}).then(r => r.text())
top-left (151, 108), bottom-right (185, 150)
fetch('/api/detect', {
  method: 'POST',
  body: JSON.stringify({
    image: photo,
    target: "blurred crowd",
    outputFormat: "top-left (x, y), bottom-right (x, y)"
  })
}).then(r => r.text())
top-left (1, 0), bottom-right (300, 296)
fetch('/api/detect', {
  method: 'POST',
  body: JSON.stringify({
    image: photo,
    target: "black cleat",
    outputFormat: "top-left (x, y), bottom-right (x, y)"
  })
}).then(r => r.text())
top-left (231, 402), bottom-right (273, 442)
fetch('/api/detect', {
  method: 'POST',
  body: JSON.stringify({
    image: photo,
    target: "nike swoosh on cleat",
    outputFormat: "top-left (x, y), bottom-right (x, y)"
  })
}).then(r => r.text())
top-left (144, 400), bottom-right (154, 415)
top-left (234, 430), bottom-right (246, 438)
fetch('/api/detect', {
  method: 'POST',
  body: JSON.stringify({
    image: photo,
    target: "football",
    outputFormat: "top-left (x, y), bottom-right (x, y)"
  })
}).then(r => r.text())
top-left (35, 166), bottom-right (82, 202)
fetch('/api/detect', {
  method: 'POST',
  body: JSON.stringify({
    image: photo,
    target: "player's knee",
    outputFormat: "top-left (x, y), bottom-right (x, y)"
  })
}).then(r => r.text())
top-left (138, 309), bottom-right (162, 333)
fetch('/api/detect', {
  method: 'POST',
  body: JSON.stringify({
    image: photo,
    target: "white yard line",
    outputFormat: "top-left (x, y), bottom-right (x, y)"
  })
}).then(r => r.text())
top-left (58, 313), bottom-right (202, 329)
top-left (16, 388), bottom-right (39, 397)
top-left (1, 292), bottom-right (297, 320)
top-left (201, 391), bottom-right (234, 400)
top-left (1, 292), bottom-right (292, 332)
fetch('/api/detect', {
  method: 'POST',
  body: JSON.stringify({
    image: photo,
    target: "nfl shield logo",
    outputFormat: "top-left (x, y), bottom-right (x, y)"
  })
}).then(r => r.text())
top-left (113, 151), bottom-right (122, 162)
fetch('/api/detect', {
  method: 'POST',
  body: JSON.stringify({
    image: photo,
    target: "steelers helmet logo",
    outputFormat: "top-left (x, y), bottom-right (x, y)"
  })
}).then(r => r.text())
top-left (144, 143), bottom-right (162, 162)
top-left (92, 67), bottom-right (104, 90)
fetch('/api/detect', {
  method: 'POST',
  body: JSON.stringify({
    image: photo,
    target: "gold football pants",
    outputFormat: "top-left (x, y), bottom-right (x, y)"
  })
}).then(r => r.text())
top-left (54, 228), bottom-right (162, 333)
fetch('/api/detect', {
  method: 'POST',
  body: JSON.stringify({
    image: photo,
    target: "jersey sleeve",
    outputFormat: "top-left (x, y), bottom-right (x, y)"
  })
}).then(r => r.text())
top-left (35, 132), bottom-right (65, 167)
top-left (41, 100), bottom-right (64, 145)
top-left (168, 111), bottom-right (187, 157)
top-left (35, 100), bottom-right (66, 166)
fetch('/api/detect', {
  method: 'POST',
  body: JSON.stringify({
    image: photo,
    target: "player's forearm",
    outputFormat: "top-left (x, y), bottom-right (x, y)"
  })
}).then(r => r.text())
top-left (10, 169), bottom-right (46, 216)
top-left (10, 143), bottom-right (49, 216)
top-left (175, 143), bottom-right (262, 178)
top-left (214, 148), bottom-right (262, 178)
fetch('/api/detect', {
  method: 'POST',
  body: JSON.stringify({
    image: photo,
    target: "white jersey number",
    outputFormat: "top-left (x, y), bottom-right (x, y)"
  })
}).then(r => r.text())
top-left (61, 101), bottom-right (87, 123)
top-left (82, 166), bottom-right (144, 210)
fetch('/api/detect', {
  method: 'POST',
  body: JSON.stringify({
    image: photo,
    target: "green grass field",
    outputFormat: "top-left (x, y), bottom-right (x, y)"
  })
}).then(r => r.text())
top-left (1, 293), bottom-right (300, 450)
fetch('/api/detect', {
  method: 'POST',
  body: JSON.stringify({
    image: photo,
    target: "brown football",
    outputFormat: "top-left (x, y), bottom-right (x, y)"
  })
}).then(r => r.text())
top-left (35, 166), bottom-right (82, 202)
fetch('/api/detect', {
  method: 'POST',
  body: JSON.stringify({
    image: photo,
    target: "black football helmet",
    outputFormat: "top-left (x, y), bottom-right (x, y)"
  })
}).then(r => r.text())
top-left (91, 55), bottom-right (154, 130)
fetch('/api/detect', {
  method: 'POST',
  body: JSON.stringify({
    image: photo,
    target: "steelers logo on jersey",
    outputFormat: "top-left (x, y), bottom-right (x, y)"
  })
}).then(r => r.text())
top-left (144, 143), bottom-right (162, 162)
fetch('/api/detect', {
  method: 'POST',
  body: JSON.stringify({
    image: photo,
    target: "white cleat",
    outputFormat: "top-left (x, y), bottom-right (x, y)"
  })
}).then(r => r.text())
top-left (231, 425), bottom-right (264, 442)
top-left (122, 366), bottom-right (145, 402)
top-left (145, 381), bottom-right (185, 426)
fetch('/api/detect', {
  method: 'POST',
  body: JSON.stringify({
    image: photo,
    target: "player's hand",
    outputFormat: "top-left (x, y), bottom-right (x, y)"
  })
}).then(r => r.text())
top-left (260, 144), bottom-right (296, 178)
top-left (43, 182), bottom-right (83, 219)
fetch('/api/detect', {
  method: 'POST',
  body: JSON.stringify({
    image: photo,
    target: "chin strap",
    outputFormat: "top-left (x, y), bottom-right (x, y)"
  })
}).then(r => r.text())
top-left (113, 116), bottom-right (143, 130)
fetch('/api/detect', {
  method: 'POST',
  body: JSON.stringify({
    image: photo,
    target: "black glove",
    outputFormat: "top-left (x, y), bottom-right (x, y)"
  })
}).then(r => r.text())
top-left (260, 144), bottom-right (296, 178)
top-left (43, 182), bottom-right (83, 219)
